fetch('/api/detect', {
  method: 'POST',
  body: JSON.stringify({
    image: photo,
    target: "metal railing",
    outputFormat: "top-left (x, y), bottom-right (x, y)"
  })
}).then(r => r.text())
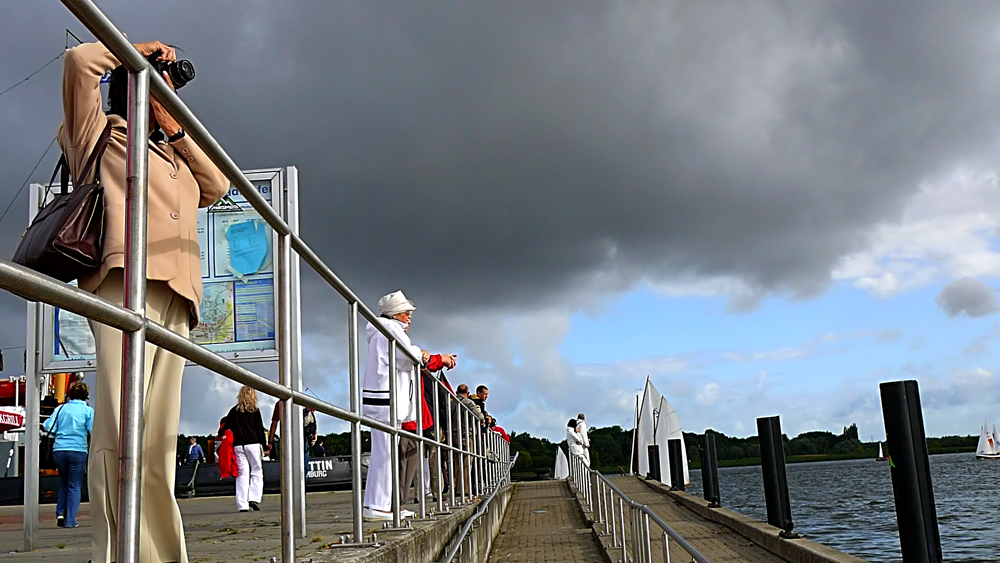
top-left (6, 1), bottom-right (511, 561)
top-left (436, 451), bottom-right (518, 563)
top-left (565, 452), bottom-right (710, 563)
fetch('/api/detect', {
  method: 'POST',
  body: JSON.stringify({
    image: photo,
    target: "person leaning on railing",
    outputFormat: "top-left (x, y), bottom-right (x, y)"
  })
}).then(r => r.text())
top-left (360, 291), bottom-right (455, 521)
top-left (57, 40), bottom-right (229, 563)
top-left (452, 384), bottom-right (484, 493)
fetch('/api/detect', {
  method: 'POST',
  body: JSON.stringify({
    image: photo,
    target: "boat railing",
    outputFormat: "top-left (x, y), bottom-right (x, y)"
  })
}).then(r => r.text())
top-left (566, 452), bottom-right (710, 563)
top-left (3, 2), bottom-right (510, 562)
top-left (435, 451), bottom-right (518, 563)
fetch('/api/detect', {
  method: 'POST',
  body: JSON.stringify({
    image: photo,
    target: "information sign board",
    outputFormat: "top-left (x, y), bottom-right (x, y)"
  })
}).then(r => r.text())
top-left (38, 167), bottom-right (296, 372)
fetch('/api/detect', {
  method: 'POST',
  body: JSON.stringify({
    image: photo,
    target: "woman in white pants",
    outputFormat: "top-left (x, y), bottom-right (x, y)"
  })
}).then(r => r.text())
top-left (224, 386), bottom-right (269, 512)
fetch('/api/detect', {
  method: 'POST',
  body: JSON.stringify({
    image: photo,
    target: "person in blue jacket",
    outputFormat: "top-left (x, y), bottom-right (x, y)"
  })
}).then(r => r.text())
top-left (43, 381), bottom-right (94, 528)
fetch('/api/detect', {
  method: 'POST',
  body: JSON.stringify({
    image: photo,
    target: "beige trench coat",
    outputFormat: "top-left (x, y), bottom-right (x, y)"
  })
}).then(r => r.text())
top-left (56, 42), bottom-right (229, 327)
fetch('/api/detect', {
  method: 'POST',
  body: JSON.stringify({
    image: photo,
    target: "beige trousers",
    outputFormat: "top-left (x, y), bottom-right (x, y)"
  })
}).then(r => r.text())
top-left (89, 270), bottom-right (190, 563)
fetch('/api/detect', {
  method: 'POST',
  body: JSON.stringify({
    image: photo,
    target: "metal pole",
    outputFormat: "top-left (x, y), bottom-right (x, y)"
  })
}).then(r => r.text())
top-left (277, 232), bottom-right (295, 561)
top-left (388, 342), bottom-right (401, 527)
top-left (609, 484), bottom-right (618, 546)
top-left (757, 415), bottom-right (795, 537)
top-left (347, 302), bottom-right (363, 542)
top-left (432, 378), bottom-right (444, 512)
top-left (619, 497), bottom-right (626, 557)
top-left (459, 408), bottom-right (467, 502)
top-left (643, 512), bottom-right (652, 563)
top-left (22, 301), bottom-right (41, 551)
top-left (662, 531), bottom-right (671, 563)
top-left (446, 394), bottom-right (455, 507)
top-left (116, 66), bottom-right (150, 563)
top-left (415, 360), bottom-right (426, 518)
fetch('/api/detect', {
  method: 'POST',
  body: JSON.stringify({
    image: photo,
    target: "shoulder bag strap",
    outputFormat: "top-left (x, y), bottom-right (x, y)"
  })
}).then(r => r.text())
top-left (48, 404), bottom-right (64, 436)
top-left (75, 121), bottom-right (114, 188)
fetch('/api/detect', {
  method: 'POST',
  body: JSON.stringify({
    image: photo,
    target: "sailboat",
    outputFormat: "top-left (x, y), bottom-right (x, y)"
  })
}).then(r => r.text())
top-left (975, 422), bottom-right (1000, 460)
top-left (876, 442), bottom-right (887, 462)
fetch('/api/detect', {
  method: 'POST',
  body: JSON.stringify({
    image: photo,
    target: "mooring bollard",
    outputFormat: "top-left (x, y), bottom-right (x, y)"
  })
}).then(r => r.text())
top-left (756, 415), bottom-right (797, 538)
top-left (699, 432), bottom-right (721, 507)
top-left (667, 438), bottom-right (685, 491)
top-left (880, 380), bottom-right (942, 563)
top-left (647, 444), bottom-right (662, 482)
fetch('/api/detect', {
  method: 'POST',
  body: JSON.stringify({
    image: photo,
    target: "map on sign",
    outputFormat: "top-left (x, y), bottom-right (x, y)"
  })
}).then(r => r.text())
top-left (41, 168), bottom-right (290, 370)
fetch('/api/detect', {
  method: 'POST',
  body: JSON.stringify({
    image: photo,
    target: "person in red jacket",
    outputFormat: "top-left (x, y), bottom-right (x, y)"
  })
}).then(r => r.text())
top-left (399, 353), bottom-right (455, 502)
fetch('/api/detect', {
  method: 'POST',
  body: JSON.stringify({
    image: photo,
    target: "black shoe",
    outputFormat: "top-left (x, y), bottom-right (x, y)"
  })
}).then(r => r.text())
top-left (239, 509), bottom-right (249, 512)
top-left (56, 515), bottom-right (64, 527)
top-left (249, 501), bottom-right (260, 511)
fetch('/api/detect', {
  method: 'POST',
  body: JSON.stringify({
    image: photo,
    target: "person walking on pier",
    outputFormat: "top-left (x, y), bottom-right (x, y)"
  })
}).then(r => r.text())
top-left (58, 39), bottom-right (229, 563)
top-left (42, 381), bottom-right (93, 529)
top-left (361, 290), bottom-right (455, 521)
top-left (223, 386), bottom-right (270, 512)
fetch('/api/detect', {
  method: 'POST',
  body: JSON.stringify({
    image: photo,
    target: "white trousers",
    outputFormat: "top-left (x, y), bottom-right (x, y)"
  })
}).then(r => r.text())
top-left (362, 403), bottom-right (393, 512)
top-left (234, 444), bottom-right (263, 510)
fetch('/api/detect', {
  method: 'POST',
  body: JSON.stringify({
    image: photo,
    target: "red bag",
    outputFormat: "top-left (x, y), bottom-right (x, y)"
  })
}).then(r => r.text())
top-left (402, 376), bottom-right (434, 432)
top-left (218, 429), bottom-right (236, 479)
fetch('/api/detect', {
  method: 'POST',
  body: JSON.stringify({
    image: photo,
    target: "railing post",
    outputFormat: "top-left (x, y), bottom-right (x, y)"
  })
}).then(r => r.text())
top-left (662, 530), bottom-right (671, 563)
top-left (117, 65), bottom-right (150, 563)
top-left (756, 415), bottom-right (796, 538)
top-left (880, 380), bottom-right (942, 563)
top-left (643, 511), bottom-right (652, 563)
top-left (388, 342), bottom-right (401, 527)
top-left (446, 394), bottom-right (456, 507)
top-left (609, 485), bottom-right (618, 547)
top-left (22, 301), bottom-right (41, 551)
top-left (432, 377), bottom-right (444, 512)
top-left (278, 230), bottom-right (295, 560)
top-left (699, 432), bottom-right (721, 507)
top-left (415, 360), bottom-right (426, 518)
top-left (347, 302), bottom-right (363, 542)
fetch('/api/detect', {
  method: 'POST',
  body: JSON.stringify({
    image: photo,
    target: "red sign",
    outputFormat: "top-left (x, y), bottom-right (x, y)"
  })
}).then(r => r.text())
top-left (0, 408), bottom-right (25, 431)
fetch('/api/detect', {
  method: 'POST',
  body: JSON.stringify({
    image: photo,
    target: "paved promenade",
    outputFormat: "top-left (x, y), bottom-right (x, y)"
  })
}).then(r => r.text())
top-left (489, 480), bottom-right (605, 563)
top-left (606, 476), bottom-right (788, 562)
top-left (0, 491), bottom-right (472, 563)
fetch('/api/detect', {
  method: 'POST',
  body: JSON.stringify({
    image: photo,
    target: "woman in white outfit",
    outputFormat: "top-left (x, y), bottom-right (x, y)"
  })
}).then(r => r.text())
top-left (361, 291), bottom-right (426, 521)
top-left (567, 418), bottom-right (585, 459)
top-left (223, 386), bottom-right (269, 512)
top-left (576, 413), bottom-right (591, 467)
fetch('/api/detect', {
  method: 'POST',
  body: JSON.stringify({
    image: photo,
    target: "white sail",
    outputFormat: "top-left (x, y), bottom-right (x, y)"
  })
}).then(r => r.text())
top-left (554, 447), bottom-right (569, 479)
top-left (635, 378), bottom-right (662, 477)
top-left (976, 424), bottom-right (992, 456)
top-left (992, 425), bottom-right (1000, 455)
top-left (877, 442), bottom-right (884, 459)
top-left (652, 397), bottom-right (673, 486)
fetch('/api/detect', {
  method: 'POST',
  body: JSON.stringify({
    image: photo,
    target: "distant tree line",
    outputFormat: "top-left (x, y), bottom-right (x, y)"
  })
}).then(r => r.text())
top-left (177, 423), bottom-right (978, 472)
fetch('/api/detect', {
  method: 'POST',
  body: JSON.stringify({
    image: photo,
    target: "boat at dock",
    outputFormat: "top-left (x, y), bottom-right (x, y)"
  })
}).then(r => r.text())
top-left (876, 441), bottom-right (887, 461)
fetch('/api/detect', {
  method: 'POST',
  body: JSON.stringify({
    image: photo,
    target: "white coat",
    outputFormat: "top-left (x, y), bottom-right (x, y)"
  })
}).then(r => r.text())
top-left (567, 426), bottom-right (585, 458)
top-left (576, 420), bottom-right (591, 466)
top-left (362, 317), bottom-right (422, 423)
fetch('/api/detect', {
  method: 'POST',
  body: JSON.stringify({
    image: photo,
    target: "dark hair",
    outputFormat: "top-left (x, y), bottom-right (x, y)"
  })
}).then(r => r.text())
top-left (476, 385), bottom-right (489, 394)
top-left (456, 384), bottom-right (469, 395)
top-left (107, 65), bottom-right (129, 119)
top-left (67, 381), bottom-right (89, 401)
top-left (567, 418), bottom-right (577, 428)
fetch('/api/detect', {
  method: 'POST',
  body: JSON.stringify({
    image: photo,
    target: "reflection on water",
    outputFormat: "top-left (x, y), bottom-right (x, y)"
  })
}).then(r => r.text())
top-left (688, 453), bottom-right (1000, 562)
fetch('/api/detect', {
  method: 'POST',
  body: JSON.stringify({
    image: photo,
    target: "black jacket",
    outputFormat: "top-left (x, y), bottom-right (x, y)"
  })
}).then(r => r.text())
top-left (224, 406), bottom-right (267, 447)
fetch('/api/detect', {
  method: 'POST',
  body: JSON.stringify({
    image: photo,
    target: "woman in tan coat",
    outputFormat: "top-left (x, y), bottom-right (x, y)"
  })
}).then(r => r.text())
top-left (58, 40), bottom-right (229, 563)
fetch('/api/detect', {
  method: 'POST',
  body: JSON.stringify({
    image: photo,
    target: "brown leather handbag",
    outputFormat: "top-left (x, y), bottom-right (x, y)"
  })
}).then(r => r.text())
top-left (13, 123), bottom-right (112, 283)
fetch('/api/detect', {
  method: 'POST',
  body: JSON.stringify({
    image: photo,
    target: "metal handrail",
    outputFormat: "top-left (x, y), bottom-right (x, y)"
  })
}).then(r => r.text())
top-left (566, 452), bottom-right (710, 563)
top-left (437, 452), bottom-right (518, 563)
top-left (1, 1), bottom-right (512, 560)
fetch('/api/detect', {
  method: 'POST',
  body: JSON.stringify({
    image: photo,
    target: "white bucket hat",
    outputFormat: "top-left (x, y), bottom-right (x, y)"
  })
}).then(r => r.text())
top-left (379, 290), bottom-right (416, 317)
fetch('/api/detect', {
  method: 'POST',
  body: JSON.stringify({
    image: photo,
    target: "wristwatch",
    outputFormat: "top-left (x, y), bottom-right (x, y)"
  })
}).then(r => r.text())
top-left (167, 128), bottom-right (186, 143)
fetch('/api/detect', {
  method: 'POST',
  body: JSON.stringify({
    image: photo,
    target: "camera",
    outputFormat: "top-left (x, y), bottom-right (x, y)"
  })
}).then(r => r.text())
top-left (147, 50), bottom-right (195, 89)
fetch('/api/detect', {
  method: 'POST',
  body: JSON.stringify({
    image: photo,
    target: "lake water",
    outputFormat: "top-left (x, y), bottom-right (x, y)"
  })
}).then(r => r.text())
top-left (687, 453), bottom-right (1000, 562)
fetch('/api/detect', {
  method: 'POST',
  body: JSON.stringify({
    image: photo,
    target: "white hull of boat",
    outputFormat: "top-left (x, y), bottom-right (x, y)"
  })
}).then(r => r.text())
top-left (975, 453), bottom-right (1000, 460)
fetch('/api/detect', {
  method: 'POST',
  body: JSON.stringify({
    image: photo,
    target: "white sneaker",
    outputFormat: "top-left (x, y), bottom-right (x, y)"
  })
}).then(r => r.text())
top-left (400, 508), bottom-right (416, 518)
top-left (362, 507), bottom-right (392, 521)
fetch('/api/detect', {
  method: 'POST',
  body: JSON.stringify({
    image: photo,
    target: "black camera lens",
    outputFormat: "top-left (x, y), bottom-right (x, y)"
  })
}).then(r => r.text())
top-left (167, 60), bottom-right (195, 89)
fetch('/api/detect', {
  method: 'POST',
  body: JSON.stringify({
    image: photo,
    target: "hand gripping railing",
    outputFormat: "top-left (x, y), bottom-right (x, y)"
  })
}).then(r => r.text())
top-left (565, 452), bottom-right (710, 563)
top-left (6, 2), bottom-right (506, 561)
top-left (436, 451), bottom-right (518, 563)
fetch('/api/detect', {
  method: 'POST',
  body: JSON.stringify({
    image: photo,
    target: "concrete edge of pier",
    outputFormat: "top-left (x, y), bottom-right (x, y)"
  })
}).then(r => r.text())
top-left (638, 478), bottom-right (868, 563)
top-left (320, 484), bottom-right (515, 563)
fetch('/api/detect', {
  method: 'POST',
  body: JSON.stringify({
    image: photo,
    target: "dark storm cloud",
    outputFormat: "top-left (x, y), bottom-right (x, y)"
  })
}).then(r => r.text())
top-left (3, 2), bottom-right (1000, 434)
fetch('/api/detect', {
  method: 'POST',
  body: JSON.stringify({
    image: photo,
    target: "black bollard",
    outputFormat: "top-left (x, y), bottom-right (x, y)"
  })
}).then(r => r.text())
top-left (646, 444), bottom-right (661, 482)
top-left (668, 438), bottom-right (685, 491)
top-left (879, 380), bottom-right (942, 563)
top-left (700, 432), bottom-right (721, 507)
top-left (757, 416), bottom-right (797, 538)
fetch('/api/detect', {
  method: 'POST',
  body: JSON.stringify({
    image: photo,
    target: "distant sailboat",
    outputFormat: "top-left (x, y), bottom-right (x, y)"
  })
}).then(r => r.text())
top-left (975, 423), bottom-right (1000, 460)
top-left (876, 442), bottom-right (887, 462)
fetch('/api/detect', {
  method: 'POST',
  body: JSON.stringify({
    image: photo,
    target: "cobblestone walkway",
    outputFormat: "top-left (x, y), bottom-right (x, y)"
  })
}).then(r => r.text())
top-left (489, 480), bottom-right (605, 563)
top-left (608, 476), bottom-right (787, 562)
